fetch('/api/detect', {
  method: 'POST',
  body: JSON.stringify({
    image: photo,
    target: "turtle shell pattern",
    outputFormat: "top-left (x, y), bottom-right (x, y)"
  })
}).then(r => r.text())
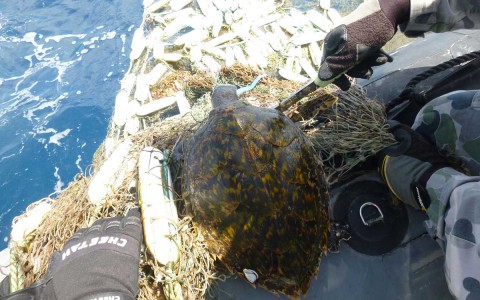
top-left (181, 99), bottom-right (330, 298)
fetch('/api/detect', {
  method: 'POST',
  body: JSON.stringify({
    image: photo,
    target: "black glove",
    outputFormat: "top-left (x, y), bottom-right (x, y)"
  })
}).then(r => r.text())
top-left (1, 209), bottom-right (143, 300)
top-left (318, 0), bottom-right (409, 90)
top-left (378, 122), bottom-right (454, 211)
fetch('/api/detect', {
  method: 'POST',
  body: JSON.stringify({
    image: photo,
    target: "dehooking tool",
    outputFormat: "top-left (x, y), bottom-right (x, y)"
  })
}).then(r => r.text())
top-left (276, 49), bottom-right (393, 112)
top-left (275, 76), bottom-right (334, 112)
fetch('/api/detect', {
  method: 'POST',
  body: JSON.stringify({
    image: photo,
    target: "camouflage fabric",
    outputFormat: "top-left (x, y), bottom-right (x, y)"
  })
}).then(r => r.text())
top-left (411, 90), bottom-right (480, 300)
top-left (402, 0), bottom-right (480, 36)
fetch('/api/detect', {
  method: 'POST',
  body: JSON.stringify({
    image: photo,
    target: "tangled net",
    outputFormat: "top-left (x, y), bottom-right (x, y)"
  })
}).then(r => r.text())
top-left (287, 85), bottom-right (396, 183)
top-left (9, 64), bottom-right (395, 299)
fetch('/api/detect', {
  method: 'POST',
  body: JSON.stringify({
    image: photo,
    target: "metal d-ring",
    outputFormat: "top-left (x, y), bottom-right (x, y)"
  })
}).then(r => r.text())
top-left (359, 202), bottom-right (384, 227)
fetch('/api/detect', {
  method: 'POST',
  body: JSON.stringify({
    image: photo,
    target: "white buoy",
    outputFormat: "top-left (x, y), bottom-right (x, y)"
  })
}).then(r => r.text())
top-left (309, 42), bottom-right (322, 67)
top-left (88, 139), bottom-right (135, 205)
top-left (163, 18), bottom-right (191, 38)
top-left (136, 97), bottom-right (177, 116)
top-left (147, 27), bottom-right (164, 50)
top-left (146, 0), bottom-right (169, 13)
top-left (278, 68), bottom-right (309, 82)
top-left (190, 46), bottom-right (203, 63)
top-left (299, 57), bottom-right (318, 79)
top-left (121, 73), bottom-right (137, 96)
top-left (327, 8), bottom-right (343, 26)
top-left (320, 0), bottom-right (331, 10)
top-left (113, 91), bottom-right (130, 127)
top-left (175, 91), bottom-right (191, 114)
top-left (134, 76), bottom-right (151, 103)
top-left (245, 42), bottom-right (268, 68)
top-left (202, 46), bottom-right (226, 60)
top-left (0, 248), bottom-right (10, 282)
top-left (174, 28), bottom-right (209, 47)
top-left (233, 45), bottom-right (248, 65)
top-left (269, 22), bottom-right (289, 45)
top-left (290, 31), bottom-right (326, 46)
top-left (130, 28), bottom-right (147, 60)
top-left (125, 117), bottom-right (141, 135)
top-left (153, 43), bottom-right (165, 60)
top-left (305, 9), bottom-right (334, 32)
top-left (162, 52), bottom-right (183, 62)
top-left (277, 17), bottom-right (297, 35)
top-left (232, 8), bottom-right (246, 22)
top-left (197, 0), bottom-right (216, 18)
top-left (202, 55), bottom-right (222, 74)
top-left (138, 147), bottom-right (180, 266)
top-left (251, 13), bottom-right (281, 28)
top-left (10, 201), bottom-right (52, 244)
top-left (204, 32), bottom-right (237, 47)
top-left (225, 46), bottom-right (235, 67)
top-left (211, 9), bottom-right (223, 38)
top-left (212, 0), bottom-right (227, 12)
top-left (224, 11), bottom-right (234, 25)
top-left (285, 47), bottom-right (296, 71)
top-left (169, 0), bottom-right (192, 11)
top-left (146, 64), bottom-right (168, 85)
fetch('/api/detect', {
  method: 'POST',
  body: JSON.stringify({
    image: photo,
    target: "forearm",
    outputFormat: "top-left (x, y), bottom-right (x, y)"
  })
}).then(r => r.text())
top-left (402, 0), bottom-right (480, 36)
top-left (425, 167), bottom-right (480, 238)
top-left (425, 167), bottom-right (480, 300)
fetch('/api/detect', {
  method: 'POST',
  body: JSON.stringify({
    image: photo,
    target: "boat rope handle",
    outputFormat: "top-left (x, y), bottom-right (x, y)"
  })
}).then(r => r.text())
top-left (386, 50), bottom-right (480, 113)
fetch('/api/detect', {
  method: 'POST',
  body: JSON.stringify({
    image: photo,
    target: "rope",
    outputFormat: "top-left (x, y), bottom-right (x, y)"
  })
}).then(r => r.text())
top-left (385, 50), bottom-right (480, 113)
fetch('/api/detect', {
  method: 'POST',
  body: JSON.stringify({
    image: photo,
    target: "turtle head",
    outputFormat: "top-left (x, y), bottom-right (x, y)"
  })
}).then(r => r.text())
top-left (211, 84), bottom-right (238, 108)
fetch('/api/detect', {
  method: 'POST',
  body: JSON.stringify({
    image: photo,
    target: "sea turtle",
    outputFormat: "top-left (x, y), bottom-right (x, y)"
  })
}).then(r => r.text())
top-left (177, 84), bottom-right (330, 298)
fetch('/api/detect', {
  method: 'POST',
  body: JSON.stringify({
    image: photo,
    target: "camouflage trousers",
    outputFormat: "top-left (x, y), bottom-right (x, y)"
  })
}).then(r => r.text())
top-left (412, 90), bottom-right (480, 300)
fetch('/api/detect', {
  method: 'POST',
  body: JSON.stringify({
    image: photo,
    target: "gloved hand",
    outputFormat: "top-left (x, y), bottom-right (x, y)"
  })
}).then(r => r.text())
top-left (1, 209), bottom-right (143, 300)
top-left (318, 0), bottom-right (410, 90)
top-left (43, 208), bottom-right (143, 300)
top-left (378, 122), bottom-right (454, 211)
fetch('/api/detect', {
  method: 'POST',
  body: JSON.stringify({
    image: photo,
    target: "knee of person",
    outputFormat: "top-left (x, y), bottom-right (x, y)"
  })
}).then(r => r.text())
top-left (414, 90), bottom-right (479, 123)
top-left (412, 90), bottom-right (478, 131)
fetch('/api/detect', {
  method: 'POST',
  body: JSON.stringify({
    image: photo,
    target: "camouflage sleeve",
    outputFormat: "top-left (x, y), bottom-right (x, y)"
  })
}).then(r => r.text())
top-left (401, 0), bottom-right (480, 36)
top-left (425, 167), bottom-right (480, 300)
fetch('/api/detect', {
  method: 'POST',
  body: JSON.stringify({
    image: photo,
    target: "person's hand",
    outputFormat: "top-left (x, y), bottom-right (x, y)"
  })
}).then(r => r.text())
top-left (378, 121), bottom-right (455, 211)
top-left (0, 209), bottom-right (143, 300)
top-left (42, 208), bottom-right (143, 300)
top-left (318, 0), bottom-right (410, 90)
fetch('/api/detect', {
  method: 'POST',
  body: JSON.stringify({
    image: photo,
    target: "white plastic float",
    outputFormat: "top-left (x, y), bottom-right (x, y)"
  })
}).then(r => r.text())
top-left (88, 139), bottom-right (136, 206)
top-left (138, 147), bottom-right (183, 300)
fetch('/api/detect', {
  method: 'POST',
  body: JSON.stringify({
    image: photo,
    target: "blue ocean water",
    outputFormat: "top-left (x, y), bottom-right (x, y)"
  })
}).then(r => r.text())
top-left (0, 0), bottom-right (142, 248)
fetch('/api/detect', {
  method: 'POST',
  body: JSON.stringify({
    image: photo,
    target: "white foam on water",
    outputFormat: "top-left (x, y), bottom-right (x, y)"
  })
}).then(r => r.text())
top-left (120, 33), bottom-right (127, 55)
top-left (0, 154), bottom-right (16, 162)
top-left (45, 33), bottom-right (87, 43)
top-left (101, 31), bottom-right (116, 40)
top-left (83, 36), bottom-right (100, 46)
top-left (48, 128), bottom-right (71, 146)
top-left (75, 155), bottom-right (83, 173)
top-left (53, 166), bottom-right (64, 192)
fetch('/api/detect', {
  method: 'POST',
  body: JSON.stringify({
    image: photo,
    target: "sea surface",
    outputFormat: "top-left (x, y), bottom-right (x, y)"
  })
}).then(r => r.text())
top-left (0, 0), bottom-right (142, 248)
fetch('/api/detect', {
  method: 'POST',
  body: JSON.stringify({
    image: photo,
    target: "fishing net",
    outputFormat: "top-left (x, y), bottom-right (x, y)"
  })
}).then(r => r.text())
top-left (286, 84), bottom-right (396, 184)
top-left (8, 66), bottom-right (394, 300)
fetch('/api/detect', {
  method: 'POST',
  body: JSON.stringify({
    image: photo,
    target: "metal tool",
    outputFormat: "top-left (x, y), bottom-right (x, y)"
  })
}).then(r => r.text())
top-left (275, 76), bottom-right (333, 112)
top-left (276, 49), bottom-right (394, 112)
